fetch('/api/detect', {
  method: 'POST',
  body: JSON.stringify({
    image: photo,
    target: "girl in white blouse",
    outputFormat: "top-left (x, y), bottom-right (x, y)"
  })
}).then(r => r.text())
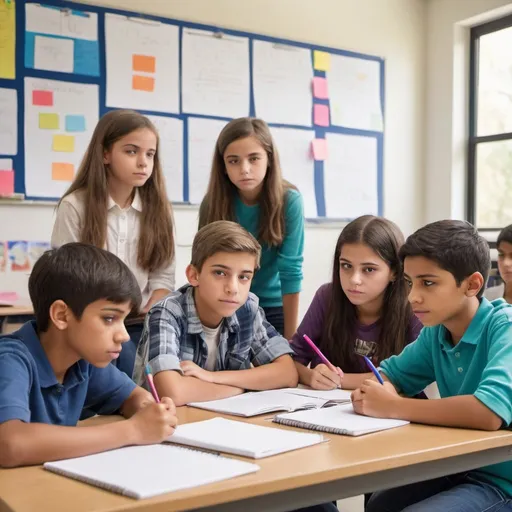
top-left (52, 109), bottom-right (175, 377)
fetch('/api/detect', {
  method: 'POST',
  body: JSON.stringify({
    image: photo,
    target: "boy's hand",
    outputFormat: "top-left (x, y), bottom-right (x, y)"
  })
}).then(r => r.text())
top-left (180, 361), bottom-right (214, 383)
top-left (308, 364), bottom-right (343, 390)
top-left (351, 379), bottom-right (401, 418)
top-left (129, 397), bottom-right (177, 444)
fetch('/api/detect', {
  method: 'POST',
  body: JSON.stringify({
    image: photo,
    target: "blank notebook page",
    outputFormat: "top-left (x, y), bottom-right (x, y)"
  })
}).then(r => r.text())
top-left (167, 417), bottom-right (324, 458)
top-left (44, 444), bottom-right (259, 499)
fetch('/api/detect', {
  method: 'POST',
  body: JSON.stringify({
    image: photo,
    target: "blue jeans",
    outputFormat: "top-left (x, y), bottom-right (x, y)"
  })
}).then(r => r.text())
top-left (366, 473), bottom-right (512, 512)
top-left (263, 306), bottom-right (284, 335)
top-left (113, 322), bottom-right (144, 378)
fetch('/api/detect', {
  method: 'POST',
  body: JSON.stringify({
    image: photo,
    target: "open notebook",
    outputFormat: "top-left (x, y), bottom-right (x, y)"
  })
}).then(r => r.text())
top-left (274, 403), bottom-right (409, 436)
top-left (44, 444), bottom-right (259, 499)
top-left (187, 389), bottom-right (348, 417)
top-left (167, 417), bottom-right (325, 458)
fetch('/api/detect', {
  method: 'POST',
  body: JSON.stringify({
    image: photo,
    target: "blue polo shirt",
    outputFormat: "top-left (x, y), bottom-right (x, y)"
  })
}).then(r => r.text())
top-left (380, 298), bottom-right (512, 497)
top-left (0, 321), bottom-right (137, 426)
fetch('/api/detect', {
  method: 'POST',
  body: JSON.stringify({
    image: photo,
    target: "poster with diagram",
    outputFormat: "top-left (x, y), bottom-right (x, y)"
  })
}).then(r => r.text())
top-left (24, 77), bottom-right (99, 198)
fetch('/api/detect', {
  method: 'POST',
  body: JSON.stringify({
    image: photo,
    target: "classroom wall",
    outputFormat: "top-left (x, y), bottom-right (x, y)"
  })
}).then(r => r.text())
top-left (0, 0), bottom-right (427, 319)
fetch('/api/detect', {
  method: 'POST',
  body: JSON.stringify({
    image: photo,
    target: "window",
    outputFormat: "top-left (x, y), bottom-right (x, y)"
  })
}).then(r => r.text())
top-left (468, 15), bottom-right (512, 229)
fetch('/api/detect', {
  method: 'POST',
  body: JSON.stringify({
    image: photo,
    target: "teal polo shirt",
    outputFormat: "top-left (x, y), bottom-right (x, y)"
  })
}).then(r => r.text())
top-left (380, 298), bottom-right (512, 497)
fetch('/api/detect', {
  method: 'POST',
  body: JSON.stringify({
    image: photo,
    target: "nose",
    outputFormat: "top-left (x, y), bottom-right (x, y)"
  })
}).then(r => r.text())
top-left (116, 324), bottom-right (131, 344)
top-left (408, 286), bottom-right (422, 304)
top-left (241, 159), bottom-right (250, 175)
top-left (225, 276), bottom-right (239, 295)
top-left (350, 271), bottom-right (363, 286)
top-left (137, 153), bottom-right (148, 168)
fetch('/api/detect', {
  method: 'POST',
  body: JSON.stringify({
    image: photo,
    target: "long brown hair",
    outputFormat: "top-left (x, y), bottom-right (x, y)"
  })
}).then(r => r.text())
top-left (59, 109), bottom-right (174, 272)
top-left (321, 215), bottom-right (412, 369)
top-left (198, 117), bottom-right (295, 247)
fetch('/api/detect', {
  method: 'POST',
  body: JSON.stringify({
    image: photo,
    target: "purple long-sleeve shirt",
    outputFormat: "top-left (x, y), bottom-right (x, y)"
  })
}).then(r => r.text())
top-left (291, 283), bottom-right (423, 372)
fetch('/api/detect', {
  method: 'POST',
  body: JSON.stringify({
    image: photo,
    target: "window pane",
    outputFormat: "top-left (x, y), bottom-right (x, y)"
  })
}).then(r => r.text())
top-left (477, 26), bottom-right (512, 136)
top-left (476, 139), bottom-right (512, 227)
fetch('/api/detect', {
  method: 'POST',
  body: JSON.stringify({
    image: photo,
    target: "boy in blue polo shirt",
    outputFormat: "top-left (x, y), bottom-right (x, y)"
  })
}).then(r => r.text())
top-left (351, 220), bottom-right (512, 511)
top-left (0, 243), bottom-right (177, 468)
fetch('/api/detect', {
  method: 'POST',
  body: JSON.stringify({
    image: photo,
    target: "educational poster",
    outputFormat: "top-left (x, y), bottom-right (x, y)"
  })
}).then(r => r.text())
top-left (328, 54), bottom-right (383, 132)
top-left (182, 29), bottom-right (250, 119)
top-left (145, 115), bottom-right (184, 203)
top-left (323, 132), bottom-right (378, 218)
top-left (24, 77), bottom-right (99, 198)
top-left (253, 40), bottom-right (313, 127)
top-left (0, 88), bottom-right (17, 155)
top-left (28, 241), bottom-right (51, 267)
top-left (187, 117), bottom-right (227, 205)
top-left (270, 127), bottom-right (318, 219)
top-left (25, 3), bottom-right (99, 76)
top-left (0, 0), bottom-right (15, 79)
top-left (105, 13), bottom-right (179, 114)
top-left (7, 241), bottom-right (30, 272)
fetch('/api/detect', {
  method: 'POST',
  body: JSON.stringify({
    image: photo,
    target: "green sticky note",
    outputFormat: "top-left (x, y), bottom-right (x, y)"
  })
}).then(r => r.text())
top-left (39, 113), bottom-right (59, 130)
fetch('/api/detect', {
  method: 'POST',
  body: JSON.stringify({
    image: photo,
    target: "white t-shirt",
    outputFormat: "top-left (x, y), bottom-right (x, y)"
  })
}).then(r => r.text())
top-left (202, 323), bottom-right (222, 371)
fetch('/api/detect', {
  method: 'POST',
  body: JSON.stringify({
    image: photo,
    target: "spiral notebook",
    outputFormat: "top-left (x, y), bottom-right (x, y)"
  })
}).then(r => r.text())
top-left (274, 404), bottom-right (409, 437)
top-left (167, 417), bottom-right (325, 458)
top-left (43, 444), bottom-right (259, 499)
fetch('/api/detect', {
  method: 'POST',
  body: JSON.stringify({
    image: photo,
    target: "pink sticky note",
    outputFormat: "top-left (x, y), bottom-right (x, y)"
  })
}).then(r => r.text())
top-left (314, 104), bottom-right (330, 127)
top-left (32, 90), bottom-right (54, 106)
top-left (312, 139), bottom-right (328, 161)
top-left (0, 170), bottom-right (14, 196)
top-left (312, 77), bottom-right (329, 99)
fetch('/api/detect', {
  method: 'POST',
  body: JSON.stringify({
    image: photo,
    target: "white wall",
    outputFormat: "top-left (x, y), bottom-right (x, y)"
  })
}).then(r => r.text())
top-left (0, 0), bottom-right (427, 319)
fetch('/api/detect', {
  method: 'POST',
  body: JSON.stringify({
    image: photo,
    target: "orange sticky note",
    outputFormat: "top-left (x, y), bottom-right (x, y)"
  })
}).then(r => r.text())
top-left (132, 54), bottom-right (156, 73)
top-left (314, 104), bottom-right (330, 127)
top-left (312, 77), bottom-right (329, 99)
top-left (52, 162), bottom-right (74, 181)
top-left (52, 135), bottom-right (75, 152)
top-left (312, 139), bottom-right (328, 161)
top-left (132, 75), bottom-right (155, 92)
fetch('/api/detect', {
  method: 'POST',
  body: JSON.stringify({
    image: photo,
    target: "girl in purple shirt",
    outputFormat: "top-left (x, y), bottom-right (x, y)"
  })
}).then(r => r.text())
top-left (291, 215), bottom-right (422, 390)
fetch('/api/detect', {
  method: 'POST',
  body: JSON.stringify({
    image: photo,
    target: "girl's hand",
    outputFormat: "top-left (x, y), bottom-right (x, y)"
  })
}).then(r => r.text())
top-left (307, 364), bottom-right (343, 390)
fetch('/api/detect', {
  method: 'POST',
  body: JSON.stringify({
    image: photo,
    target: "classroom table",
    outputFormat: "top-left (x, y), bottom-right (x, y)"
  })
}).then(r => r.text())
top-left (0, 305), bottom-right (34, 334)
top-left (1, 407), bottom-right (512, 512)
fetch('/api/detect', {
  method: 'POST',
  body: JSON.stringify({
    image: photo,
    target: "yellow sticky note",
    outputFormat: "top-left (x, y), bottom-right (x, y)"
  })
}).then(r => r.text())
top-left (52, 135), bottom-right (75, 153)
top-left (39, 113), bottom-right (59, 130)
top-left (314, 51), bottom-right (330, 72)
top-left (0, 0), bottom-right (16, 79)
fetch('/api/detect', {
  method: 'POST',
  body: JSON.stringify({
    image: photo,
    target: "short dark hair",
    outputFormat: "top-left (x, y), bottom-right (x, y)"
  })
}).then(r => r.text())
top-left (497, 225), bottom-right (512, 248)
top-left (29, 243), bottom-right (142, 331)
top-left (399, 220), bottom-right (490, 298)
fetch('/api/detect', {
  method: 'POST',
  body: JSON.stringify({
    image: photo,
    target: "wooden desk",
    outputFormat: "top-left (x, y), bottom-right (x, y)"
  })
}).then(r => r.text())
top-left (1, 408), bottom-right (512, 512)
top-left (0, 305), bottom-right (33, 317)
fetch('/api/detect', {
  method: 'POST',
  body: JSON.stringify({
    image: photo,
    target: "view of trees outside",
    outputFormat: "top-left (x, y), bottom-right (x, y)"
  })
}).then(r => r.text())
top-left (476, 25), bottom-right (512, 228)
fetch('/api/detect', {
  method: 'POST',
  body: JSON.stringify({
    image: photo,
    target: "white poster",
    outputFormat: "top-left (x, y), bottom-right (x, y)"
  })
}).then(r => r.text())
top-left (34, 35), bottom-right (74, 73)
top-left (24, 77), bottom-right (99, 198)
top-left (187, 117), bottom-right (227, 205)
top-left (0, 88), bottom-right (17, 155)
top-left (105, 14), bottom-right (179, 114)
top-left (182, 29), bottom-right (250, 119)
top-left (323, 132), bottom-right (378, 219)
top-left (146, 115), bottom-right (184, 203)
top-left (253, 40), bottom-right (313, 127)
top-left (270, 127), bottom-right (317, 219)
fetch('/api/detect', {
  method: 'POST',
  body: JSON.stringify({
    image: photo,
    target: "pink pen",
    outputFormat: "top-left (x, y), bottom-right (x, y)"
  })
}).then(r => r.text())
top-left (145, 364), bottom-right (161, 403)
top-left (303, 334), bottom-right (344, 380)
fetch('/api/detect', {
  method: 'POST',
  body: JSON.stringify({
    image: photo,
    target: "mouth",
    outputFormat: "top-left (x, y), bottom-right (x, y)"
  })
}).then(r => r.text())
top-left (133, 172), bottom-right (148, 178)
top-left (347, 289), bottom-right (364, 295)
top-left (413, 310), bottom-right (430, 317)
top-left (108, 350), bottom-right (122, 359)
top-left (219, 299), bottom-right (239, 305)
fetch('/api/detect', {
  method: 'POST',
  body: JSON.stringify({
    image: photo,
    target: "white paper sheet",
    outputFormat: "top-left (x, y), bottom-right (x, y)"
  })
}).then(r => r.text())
top-left (182, 29), bottom-right (250, 118)
top-left (34, 35), bottom-right (74, 73)
top-left (328, 55), bottom-right (383, 132)
top-left (145, 115), bottom-right (184, 203)
top-left (323, 133), bottom-right (378, 219)
top-left (105, 14), bottom-right (179, 114)
top-left (0, 159), bottom-right (13, 171)
top-left (187, 117), bottom-right (227, 205)
top-left (253, 41), bottom-right (313, 127)
top-left (270, 127), bottom-right (317, 218)
top-left (26, 3), bottom-right (98, 41)
top-left (0, 88), bottom-right (17, 155)
top-left (24, 77), bottom-right (99, 198)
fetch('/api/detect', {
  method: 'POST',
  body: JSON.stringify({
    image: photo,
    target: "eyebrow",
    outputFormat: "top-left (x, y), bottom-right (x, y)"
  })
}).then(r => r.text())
top-left (101, 307), bottom-right (128, 314)
top-left (211, 264), bottom-right (254, 274)
top-left (225, 152), bottom-right (264, 159)
top-left (122, 143), bottom-right (156, 151)
top-left (340, 257), bottom-right (380, 266)
top-left (404, 273), bottom-right (439, 279)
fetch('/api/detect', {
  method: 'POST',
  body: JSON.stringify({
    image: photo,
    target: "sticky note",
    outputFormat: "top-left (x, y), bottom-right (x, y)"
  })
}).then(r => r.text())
top-left (314, 104), bottom-right (330, 127)
top-left (132, 75), bottom-right (155, 92)
top-left (0, 170), bottom-right (14, 196)
top-left (312, 77), bottom-right (329, 99)
top-left (132, 54), bottom-right (156, 73)
top-left (32, 90), bottom-right (53, 106)
top-left (39, 113), bottom-right (59, 130)
top-left (312, 139), bottom-right (328, 161)
top-left (52, 162), bottom-right (74, 181)
top-left (314, 51), bottom-right (331, 72)
top-left (52, 135), bottom-right (75, 153)
top-left (0, 0), bottom-right (15, 79)
top-left (65, 115), bottom-right (86, 132)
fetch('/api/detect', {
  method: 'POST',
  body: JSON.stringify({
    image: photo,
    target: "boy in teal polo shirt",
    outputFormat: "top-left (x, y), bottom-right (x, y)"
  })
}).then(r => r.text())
top-left (352, 220), bottom-right (512, 511)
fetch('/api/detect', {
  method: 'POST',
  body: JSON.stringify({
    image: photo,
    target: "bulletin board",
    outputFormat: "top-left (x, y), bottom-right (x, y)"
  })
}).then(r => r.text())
top-left (0, 0), bottom-right (385, 220)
